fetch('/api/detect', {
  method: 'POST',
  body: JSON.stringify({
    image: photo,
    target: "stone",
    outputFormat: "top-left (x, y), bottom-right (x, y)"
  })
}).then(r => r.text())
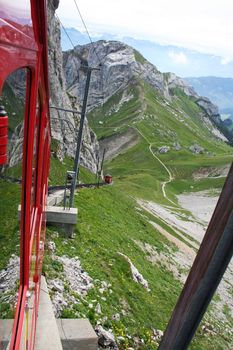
top-left (95, 303), bottom-right (102, 314)
top-left (173, 142), bottom-right (181, 151)
top-left (47, 255), bottom-right (94, 316)
top-left (47, 0), bottom-right (99, 173)
top-left (152, 328), bottom-right (164, 341)
top-left (118, 253), bottom-right (150, 291)
top-left (51, 279), bottom-right (64, 293)
top-left (95, 325), bottom-right (118, 349)
top-left (189, 144), bottom-right (204, 154)
top-left (112, 313), bottom-right (120, 321)
top-left (158, 146), bottom-right (170, 154)
top-left (0, 255), bottom-right (19, 304)
top-left (48, 241), bottom-right (56, 253)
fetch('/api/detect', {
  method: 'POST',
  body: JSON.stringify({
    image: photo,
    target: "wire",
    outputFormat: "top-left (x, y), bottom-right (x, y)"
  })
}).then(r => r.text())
top-left (49, 0), bottom-right (105, 113)
top-left (56, 13), bottom-right (76, 50)
top-left (71, 0), bottom-right (105, 103)
top-left (48, 0), bottom-right (75, 50)
top-left (72, 0), bottom-right (102, 65)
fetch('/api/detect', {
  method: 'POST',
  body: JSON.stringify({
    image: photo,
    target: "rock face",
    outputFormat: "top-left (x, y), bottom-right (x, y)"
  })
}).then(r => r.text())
top-left (47, 0), bottom-right (99, 173)
top-left (95, 325), bottom-right (118, 349)
top-left (63, 40), bottom-right (230, 143)
top-left (118, 253), bottom-right (150, 291)
top-left (63, 41), bottom-right (165, 111)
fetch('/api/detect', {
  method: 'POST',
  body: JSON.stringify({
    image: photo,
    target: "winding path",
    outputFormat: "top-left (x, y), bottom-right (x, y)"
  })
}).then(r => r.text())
top-left (134, 126), bottom-right (178, 206)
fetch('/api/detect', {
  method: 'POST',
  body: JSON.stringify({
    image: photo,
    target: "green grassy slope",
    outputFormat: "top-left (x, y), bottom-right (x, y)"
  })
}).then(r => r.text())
top-left (72, 79), bottom-right (233, 348)
top-left (88, 80), bottom-right (232, 204)
top-left (44, 186), bottom-right (233, 349)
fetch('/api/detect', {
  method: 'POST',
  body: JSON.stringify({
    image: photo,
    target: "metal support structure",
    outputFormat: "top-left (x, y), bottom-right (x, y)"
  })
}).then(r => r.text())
top-left (97, 148), bottom-right (106, 187)
top-left (158, 163), bottom-right (233, 350)
top-left (64, 170), bottom-right (75, 209)
top-left (69, 66), bottom-right (97, 208)
top-left (50, 106), bottom-right (81, 115)
top-left (96, 154), bottom-right (100, 179)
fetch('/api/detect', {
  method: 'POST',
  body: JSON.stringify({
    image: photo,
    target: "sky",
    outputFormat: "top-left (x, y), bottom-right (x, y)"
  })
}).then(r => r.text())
top-left (57, 0), bottom-right (233, 77)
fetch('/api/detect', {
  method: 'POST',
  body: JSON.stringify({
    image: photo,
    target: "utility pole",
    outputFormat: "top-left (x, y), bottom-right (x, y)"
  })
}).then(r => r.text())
top-left (98, 148), bottom-right (106, 187)
top-left (69, 66), bottom-right (99, 208)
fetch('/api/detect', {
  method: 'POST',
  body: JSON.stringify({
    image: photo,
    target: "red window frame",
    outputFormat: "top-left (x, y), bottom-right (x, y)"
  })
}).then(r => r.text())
top-left (0, 1), bottom-right (50, 349)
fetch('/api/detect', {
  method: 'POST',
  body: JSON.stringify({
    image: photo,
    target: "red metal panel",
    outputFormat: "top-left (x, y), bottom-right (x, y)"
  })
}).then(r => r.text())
top-left (0, 0), bottom-right (50, 349)
top-left (0, 2), bottom-right (33, 34)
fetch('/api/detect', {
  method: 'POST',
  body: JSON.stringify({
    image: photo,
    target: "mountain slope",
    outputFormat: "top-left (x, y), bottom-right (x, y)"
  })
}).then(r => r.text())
top-left (63, 40), bottom-right (233, 204)
top-left (61, 27), bottom-right (233, 78)
top-left (185, 76), bottom-right (233, 120)
top-left (60, 40), bottom-right (233, 348)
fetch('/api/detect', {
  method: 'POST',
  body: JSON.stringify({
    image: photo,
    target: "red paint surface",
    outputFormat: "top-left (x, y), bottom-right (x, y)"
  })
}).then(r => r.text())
top-left (0, 1), bottom-right (50, 349)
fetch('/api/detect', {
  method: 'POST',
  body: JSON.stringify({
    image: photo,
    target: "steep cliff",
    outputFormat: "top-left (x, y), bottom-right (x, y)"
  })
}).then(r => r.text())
top-left (47, 0), bottom-right (99, 173)
top-left (63, 40), bottom-right (230, 144)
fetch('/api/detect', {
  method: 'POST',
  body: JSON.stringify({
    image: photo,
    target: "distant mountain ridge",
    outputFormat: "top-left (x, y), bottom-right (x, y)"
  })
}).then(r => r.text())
top-left (62, 40), bottom-right (233, 153)
top-left (61, 27), bottom-right (233, 78)
top-left (184, 76), bottom-right (233, 121)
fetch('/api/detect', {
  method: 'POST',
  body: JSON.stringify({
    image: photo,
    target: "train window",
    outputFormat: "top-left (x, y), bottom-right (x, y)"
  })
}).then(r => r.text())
top-left (0, 68), bottom-right (27, 347)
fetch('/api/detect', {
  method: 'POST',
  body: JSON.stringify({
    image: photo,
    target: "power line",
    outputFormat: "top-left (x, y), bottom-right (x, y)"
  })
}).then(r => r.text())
top-left (72, 0), bottom-right (102, 65)
top-left (55, 13), bottom-right (76, 50)
top-left (48, 0), bottom-right (76, 50)
top-left (49, 0), bottom-right (105, 104)
top-left (72, 0), bottom-right (105, 104)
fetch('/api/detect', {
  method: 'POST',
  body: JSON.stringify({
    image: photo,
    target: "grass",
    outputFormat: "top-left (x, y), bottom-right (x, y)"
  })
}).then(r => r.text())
top-left (1, 66), bottom-right (233, 347)
top-left (0, 179), bottom-right (20, 270)
top-left (0, 80), bottom-right (25, 135)
top-left (83, 78), bottom-right (233, 348)
top-left (134, 49), bottom-right (147, 65)
top-left (0, 179), bottom-right (20, 318)
top-left (44, 186), bottom-right (182, 348)
top-left (88, 80), bottom-right (232, 208)
top-left (44, 185), bottom-right (233, 349)
top-left (49, 156), bottom-right (96, 185)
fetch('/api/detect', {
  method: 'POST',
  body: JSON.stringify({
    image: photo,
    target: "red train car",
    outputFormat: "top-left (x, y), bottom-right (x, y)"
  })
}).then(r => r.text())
top-left (104, 174), bottom-right (112, 184)
top-left (0, 1), bottom-right (50, 349)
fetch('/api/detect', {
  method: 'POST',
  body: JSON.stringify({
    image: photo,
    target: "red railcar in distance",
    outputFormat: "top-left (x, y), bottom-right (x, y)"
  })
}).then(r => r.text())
top-left (0, 1), bottom-right (50, 349)
top-left (104, 174), bottom-right (112, 184)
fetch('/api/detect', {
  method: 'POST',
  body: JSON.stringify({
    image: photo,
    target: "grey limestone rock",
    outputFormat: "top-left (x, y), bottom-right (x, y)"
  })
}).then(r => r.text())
top-left (95, 325), bottom-right (118, 349)
top-left (118, 252), bottom-right (150, 291)
top-left (159, 146), bottom-right (170, 154)
top-left (63, 40), bottom-right (228, 144)
top-left (173, 142), bottom-right (181, 151)
top-left (189, 144), bottom-right (204, 154)
top-left (47, 0), bottom-right (99, 173)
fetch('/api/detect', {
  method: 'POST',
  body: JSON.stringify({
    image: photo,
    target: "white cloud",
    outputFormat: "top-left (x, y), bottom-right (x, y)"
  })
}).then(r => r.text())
top-left (57, 0), bottom-right (233, 60)
top-left (220, 57), bottom-right (232, 65)
top-left (168, 51), bottom-right (188, 64)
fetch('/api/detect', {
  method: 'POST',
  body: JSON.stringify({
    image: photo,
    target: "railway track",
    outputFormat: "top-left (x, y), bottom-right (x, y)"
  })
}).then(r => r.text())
top-left (48, 182), bottom-right (107, 194)
top-left (0, 175), bottom-right (107, 192)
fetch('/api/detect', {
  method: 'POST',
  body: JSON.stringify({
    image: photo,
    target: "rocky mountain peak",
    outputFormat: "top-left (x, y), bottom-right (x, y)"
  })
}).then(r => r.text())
top-left (63, 40), bottom-right (231, 143)
top-left (47, 0), bottom-right (99, 173)
top-left (63, 40), bottom-right (163, 111)
top-left (164, 72), bottom-right (198, 98)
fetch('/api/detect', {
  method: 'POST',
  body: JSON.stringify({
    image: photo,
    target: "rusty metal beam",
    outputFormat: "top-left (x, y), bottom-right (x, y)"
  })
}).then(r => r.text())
top-left (158, 162), bottom-right (233, 350)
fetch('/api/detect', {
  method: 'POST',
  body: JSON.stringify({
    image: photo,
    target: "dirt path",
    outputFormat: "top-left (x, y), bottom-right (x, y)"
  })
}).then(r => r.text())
top-left (149, 220), bottom-right (196, 259)
top-left (149, 144), bottom-right (177, 206)
top-left (138, 193), bottom-right (233, 321)
top-left (134, 127), bottom-right (177, 206)
top-left (178, 190), bottom-right (220, 225)
top-left (139, 199), bottom-right (205, 243)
